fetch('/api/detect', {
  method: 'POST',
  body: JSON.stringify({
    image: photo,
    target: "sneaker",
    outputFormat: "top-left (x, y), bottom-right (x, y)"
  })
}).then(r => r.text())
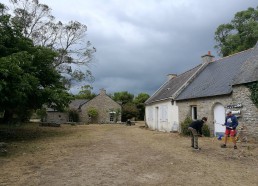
top-left (234, 145), bottom-right (237, 149)
top-left (194, 147), bottom-right (201, 150)
top-left (221, 144), bottom-right (227, 148)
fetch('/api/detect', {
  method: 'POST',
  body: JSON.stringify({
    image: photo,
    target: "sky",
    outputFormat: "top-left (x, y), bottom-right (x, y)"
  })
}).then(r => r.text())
top-left (2, 0), bottom-right (258, 96)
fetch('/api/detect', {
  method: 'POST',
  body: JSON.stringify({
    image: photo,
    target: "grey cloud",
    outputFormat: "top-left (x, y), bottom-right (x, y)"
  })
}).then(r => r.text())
top-left (3, 0), bottom-right (257, 96)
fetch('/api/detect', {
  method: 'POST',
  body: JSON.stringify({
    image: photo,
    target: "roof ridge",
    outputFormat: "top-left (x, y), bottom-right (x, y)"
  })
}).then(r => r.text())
top-left (175, 63), bottom-right (202, 78)
top-left (172, 62), bottom-right (208, 99)
top-left (215, 47), bottom-right (253, 62)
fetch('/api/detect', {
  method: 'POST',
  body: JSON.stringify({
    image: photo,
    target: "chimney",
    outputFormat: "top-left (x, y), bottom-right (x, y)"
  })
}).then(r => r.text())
top-left (167, 74), bottom-right (177, 80)
top-left (99, 88), bottom-right (106, 95)
top-left (201, 51), bottom-right (214, 63)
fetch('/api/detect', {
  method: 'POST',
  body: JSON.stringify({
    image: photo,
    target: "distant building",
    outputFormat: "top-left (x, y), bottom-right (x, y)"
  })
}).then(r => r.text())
top-left (46, 89), bottom-right (122, 124)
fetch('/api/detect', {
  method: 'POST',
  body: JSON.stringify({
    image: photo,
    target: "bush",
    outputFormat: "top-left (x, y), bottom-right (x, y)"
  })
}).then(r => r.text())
top-left (180, 116), bottom-right (192, 136)
top-left (88, 107), bottom-right (98, 118)
top-left (202, 124), bottom-right (211, 137)
top-left (180, 116), bottom-right (211, 137)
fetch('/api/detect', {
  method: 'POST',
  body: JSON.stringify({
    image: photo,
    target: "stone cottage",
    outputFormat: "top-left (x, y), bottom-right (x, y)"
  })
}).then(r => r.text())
top-left (46, 89), bottom-right (122, 124)
top-left (80, 89), bottom-right (122, 123)
top-left (145, 43), bottom-right (258, 141)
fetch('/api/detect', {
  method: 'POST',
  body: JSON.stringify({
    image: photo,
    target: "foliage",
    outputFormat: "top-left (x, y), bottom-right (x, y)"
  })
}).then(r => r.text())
top-left (68, 109), bottom-right (79, 122)
top-left (6, 0), bottom-right (96, 87)
top-left (112, 91), bottom-right (134, 105)
top-left (134, 93), bottom-right (150, 120)
top-left (181, 116), bottom-right (211, 137)
top-left (87, 107), bottom-right (98, 118)
top-left (180, 116), bottom-right (192, 136)
top-left (214, 6), bottom-right (258, 57)
top-left (215, 7), bottom-right (258, 107)
top-left (122, 103), bottom-right (138, 121)
top-left (36, 108), bottom-right (47, 121)
top-left (247, 81), bottom-right (258, 108)
top-left (202, 124), bottom-right (211, 137)
top-left (0, 5), bottom-right (71, 123)
top-left (110, 91), bottom-right (150, 121)
top-left (74, 85), bottom-right (96, 99)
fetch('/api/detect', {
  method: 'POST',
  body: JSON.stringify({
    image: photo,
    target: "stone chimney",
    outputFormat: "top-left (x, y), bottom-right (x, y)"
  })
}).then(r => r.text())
top-left (99, 88), bottom-right (106, 95)
top-left (167, 74), bottom-right (177, 80)
top-left (201, 51), bottom-right (214, 63)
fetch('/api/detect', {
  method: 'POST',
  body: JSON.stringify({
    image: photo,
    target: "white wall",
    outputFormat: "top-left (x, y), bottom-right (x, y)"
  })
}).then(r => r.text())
top-left (145, 100), bottom-right (179, 132)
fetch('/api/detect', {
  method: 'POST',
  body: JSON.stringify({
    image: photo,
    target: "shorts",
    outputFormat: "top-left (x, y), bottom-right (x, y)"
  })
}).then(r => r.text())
top-left (225, 128), bottom-right (237, 137)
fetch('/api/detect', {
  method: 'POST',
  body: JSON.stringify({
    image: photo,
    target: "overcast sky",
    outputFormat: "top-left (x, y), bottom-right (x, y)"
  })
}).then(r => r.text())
top-left (3, 0), bottom-right (258, 96)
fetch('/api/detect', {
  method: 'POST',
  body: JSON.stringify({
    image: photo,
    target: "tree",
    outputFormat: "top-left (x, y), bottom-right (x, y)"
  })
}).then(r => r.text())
top-left (0, 4), bottom-right (71, 123)
top-left (214, 6), bottom-right (258, 108)
top-left (8, 0), bottom-right (96, 88)
top-left (112, 91), bottom-right (134, 105)
top-left (215, 6), bottom-right (258, 57)
top-left (122, 103), bottom-right (138, 122)
top-left (74, 85), bottom-right (96, 99)
top-left (134, 93), bottom-right (150, 120)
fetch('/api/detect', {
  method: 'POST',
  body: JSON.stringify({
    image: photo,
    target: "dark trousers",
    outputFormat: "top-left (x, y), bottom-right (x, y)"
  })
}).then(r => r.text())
top-left (188, 127), bottom-right (198, 148)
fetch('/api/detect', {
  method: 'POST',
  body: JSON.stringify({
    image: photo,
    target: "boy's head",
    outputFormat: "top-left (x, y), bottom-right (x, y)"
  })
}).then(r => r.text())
top-left (202, 117), bottom-right (207, 122)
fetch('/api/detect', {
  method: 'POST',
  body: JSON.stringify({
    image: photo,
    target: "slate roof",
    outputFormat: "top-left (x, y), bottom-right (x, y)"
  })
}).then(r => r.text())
top-left (145, 64), bottom-right (202, 104)
top-left (233, 45), bottom-right (258, 85)
top-left (176, 45), bottom-right (257, 101)
top-left (69, 99), bottom-right (89, 110)
top-left (46, 99), bottom-right (89, 112)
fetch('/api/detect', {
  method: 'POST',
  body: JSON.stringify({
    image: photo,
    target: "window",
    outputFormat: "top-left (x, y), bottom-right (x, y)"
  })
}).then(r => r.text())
top-left (191, 106), bottom-right (197, 120)
top-left (148, 107), bottom-right (153, 121)
top-left (160, 105), bottom-right (168, 122)
top-left (109, 112), bottom-right (115, 122)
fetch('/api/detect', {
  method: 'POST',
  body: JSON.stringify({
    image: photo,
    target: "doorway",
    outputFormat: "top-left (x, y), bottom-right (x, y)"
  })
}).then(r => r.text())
top-left (213, 103), bottom-right (225, 136)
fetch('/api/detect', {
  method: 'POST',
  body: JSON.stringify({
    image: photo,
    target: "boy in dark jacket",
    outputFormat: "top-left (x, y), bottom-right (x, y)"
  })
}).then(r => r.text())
top-left (188, 117), bottom-right (207, 150)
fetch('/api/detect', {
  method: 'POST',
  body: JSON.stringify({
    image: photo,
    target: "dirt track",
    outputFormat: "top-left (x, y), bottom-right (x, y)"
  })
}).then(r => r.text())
top-left (0, 122), bottom-right (258, 186)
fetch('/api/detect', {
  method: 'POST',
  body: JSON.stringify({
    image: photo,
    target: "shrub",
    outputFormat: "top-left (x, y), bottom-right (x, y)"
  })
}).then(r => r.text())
top-left (202, 124), bottom-right (211, 137)
top-left (181, 116), bottom-right (211, 137)
top-left (180, 116), bottom-right (192, 136)
top-left (87, 107), bottom-right (98, 118)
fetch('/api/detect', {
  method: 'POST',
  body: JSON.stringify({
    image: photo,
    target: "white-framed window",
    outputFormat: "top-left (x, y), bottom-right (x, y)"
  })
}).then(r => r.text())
top-left (191, 106), bottom-right (197, 120)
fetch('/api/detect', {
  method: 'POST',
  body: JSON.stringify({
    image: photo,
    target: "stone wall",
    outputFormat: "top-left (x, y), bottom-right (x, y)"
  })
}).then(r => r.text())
top-left (177, 84), bottom-right (258, 141)
top-left (232, 85), bottom-right (258, 142)
top-left (46, 112), bottom-right (68, 124)
top-left (177, 95), bottom-right (231, 134)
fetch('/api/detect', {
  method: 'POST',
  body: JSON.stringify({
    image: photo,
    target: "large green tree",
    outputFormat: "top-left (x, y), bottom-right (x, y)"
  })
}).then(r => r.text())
top-left (215, 6), bottom-right (258, 57)
top-left (0, 4), bottom-right (71, 123)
